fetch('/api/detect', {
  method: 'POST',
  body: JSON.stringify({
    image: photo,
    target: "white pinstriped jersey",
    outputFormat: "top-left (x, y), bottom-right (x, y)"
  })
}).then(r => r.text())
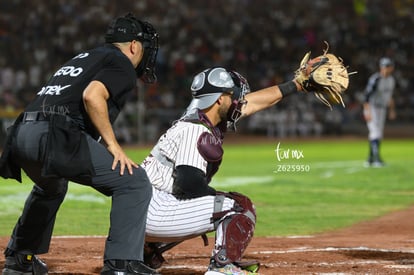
top-left (143, 119), bottom-right (235, 239)
top-left (142, 111), bottom-right (236, 241)
top-left (141, 120), bottom-right (210, 193)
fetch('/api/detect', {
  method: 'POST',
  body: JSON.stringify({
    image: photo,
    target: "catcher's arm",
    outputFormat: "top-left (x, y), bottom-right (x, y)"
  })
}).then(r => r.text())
top-left (240, 41), bottom-right (354, 118)
top-left (241, 80), bottom-right (303, 117)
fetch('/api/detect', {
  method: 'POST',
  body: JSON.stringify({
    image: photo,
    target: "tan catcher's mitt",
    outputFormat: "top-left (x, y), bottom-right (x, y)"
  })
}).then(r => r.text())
top-left (295, 42), bottom-right (355, 109)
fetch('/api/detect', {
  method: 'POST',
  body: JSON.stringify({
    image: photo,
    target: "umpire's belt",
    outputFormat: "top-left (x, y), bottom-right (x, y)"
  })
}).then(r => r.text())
top-left (22, 112), bottom-right (50, 122)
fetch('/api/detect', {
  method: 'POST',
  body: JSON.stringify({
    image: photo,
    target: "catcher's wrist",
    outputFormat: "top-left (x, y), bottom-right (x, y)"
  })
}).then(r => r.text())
top-left (278, 81), bottom-right (298, 98)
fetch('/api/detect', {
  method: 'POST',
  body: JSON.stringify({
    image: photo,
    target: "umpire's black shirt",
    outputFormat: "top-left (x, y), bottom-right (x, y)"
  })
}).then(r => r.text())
top-left (25, 44), bottom-right (136, 139)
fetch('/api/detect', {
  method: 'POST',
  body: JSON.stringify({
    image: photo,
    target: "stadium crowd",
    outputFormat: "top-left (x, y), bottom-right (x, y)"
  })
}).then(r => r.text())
top-left (1, 0), bottom-right (413, 142)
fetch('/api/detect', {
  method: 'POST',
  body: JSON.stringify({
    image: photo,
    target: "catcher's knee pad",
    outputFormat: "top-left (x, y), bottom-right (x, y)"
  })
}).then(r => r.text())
top-left (213, 192), bottom-right (256, 266)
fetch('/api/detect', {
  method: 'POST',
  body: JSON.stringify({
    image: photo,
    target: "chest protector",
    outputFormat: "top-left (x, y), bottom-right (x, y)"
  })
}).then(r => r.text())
top-left (182, 110), bottom-right (225, 183)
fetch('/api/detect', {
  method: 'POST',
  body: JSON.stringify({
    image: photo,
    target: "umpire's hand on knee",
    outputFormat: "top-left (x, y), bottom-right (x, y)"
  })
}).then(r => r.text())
top-left (107, 143), bottom-right (139, 175)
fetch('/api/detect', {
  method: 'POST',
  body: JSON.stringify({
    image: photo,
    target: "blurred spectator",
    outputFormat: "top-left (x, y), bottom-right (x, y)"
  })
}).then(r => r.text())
top-left (0, 0), bottom-right (413, 143)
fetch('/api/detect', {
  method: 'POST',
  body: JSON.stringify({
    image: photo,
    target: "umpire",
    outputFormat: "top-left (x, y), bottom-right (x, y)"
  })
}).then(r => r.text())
top-left (0, 13), bottom-right (160, 275)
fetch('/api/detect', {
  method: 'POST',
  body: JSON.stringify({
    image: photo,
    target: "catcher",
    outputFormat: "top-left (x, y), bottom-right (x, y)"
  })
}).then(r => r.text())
top-left (141, 45), bottom-right (351, 275)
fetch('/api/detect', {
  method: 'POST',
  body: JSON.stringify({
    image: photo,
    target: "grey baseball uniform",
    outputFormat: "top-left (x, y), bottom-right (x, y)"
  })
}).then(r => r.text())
top-left (365, 72), bottom-right (396, 140)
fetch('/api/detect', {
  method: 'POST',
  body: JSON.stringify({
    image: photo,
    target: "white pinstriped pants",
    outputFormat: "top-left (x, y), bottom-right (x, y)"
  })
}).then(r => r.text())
top-left (145, 186), bottom-right (235, 243)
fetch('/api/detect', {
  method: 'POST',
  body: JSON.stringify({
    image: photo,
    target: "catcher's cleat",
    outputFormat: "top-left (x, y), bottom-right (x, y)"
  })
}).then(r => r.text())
top-left (205, 263), bottom-right (259, 275)
top-left (100, 260), bottom-right (160, 275)
top-left (2, 252), bottom-right (48, 275)
top-left (205, 259), bottom-right (259, 275)
top-left (233, 260), bottom-right (260, 273)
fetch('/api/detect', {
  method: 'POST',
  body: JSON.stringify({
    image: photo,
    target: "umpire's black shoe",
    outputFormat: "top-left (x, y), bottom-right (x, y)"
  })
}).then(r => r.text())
top-left (2, 252), bottom-right (48, 275)
top-left (101, 260), bottom-right (160, 275)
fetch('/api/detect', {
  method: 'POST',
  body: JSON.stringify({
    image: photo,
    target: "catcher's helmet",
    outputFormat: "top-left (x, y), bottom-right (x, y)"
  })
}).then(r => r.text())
top-left (187, 67), bottom-right (250, 129)
top-left (105, 13), bottom-right (159, 83)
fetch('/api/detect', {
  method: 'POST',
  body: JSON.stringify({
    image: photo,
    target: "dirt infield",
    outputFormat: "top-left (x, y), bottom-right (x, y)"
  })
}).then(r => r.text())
top-left (1, 205), bottom-right (414, 274)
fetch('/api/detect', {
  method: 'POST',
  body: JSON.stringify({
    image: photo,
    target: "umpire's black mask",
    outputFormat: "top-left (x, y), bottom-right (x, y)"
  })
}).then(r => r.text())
top-left (105, 13), bottom-right (159, 83)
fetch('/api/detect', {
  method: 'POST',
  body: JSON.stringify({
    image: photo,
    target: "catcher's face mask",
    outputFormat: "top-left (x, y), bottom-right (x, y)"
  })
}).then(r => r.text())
top-left (187, 67), bottom-right (250, 130)
top-left (105, 13), bottom-right (159, 83)
top-left (226, 70), bottom-right (250, 131)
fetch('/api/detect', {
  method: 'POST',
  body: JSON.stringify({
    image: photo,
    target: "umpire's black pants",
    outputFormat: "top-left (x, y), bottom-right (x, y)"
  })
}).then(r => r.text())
top-left (7, 120), bottom-right (152, 261)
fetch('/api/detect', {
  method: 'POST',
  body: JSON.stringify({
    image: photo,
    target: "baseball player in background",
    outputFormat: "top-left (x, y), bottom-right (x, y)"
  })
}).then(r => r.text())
top-left (140, 67), bottom-right (304, 275)
top-left (363, 57), bottom-right (396, 167)
top-left (0, 14), bottom-right (160, 275)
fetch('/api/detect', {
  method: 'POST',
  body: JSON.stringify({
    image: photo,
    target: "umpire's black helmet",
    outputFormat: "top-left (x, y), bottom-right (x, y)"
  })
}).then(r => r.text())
top-left (105, 13), bottom-right (159, 83)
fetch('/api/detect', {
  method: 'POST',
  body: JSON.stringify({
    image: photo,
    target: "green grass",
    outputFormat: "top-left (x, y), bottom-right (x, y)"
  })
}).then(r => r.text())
top-left (1, 138), bottom-right (413, 237)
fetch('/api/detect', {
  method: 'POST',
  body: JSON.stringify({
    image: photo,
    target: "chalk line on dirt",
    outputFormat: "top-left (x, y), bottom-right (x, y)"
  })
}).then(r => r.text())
top-left (252, 246), bottom-right (414, 254)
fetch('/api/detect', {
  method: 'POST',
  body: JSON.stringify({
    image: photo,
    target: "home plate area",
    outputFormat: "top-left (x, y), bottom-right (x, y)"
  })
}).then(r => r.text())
top-left (1, 205), bottom-right (414, 274)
